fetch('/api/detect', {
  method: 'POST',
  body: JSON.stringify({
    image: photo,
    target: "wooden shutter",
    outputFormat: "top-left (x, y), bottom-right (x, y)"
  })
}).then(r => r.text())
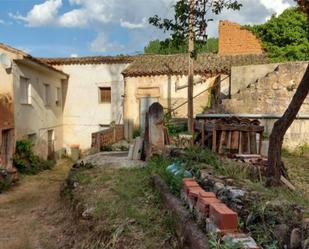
top-left (99, 87), bottom-right (111, 103)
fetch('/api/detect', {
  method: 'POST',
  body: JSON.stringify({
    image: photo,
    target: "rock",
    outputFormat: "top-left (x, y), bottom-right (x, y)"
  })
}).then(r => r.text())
top-left (82, 207), bottom-right (95, 220)
top-left (303, 237), bottom-right (309, 249)
top-left (213, 182), bottom-right (225, 194)
top-left (290, 228), bottom-right (302, 249)
top-left (227, 188), bottom-right (246, 200)
top-left (274, 224), bottom-right (289, 245)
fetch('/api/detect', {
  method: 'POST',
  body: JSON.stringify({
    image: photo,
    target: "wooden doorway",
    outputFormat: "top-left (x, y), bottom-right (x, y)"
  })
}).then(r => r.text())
top-left (1, 129), bottom-right (14, 169)
top-left (47, 129), bottom-right (55, 160)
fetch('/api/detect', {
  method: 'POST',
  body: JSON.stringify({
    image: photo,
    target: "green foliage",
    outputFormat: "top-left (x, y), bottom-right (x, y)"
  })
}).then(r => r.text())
top-left (100, 145), bottom-right (113, 152)
top-left (133, 129), bottom-right (141, 139)
top-left (148, 0), bottom-right (241, 56)
top-left (0, 167), bottom-right (12, 192)
top-left (208, 233), bottom-right (243, 249)
top-left (164, 114), bottom-right (187, 136)
top-left (13, 140), bottom-right (55, 175)
top-left (144, 38), bottom-right (218, 54)
top-left (245, 8), bottom-right (309, 62)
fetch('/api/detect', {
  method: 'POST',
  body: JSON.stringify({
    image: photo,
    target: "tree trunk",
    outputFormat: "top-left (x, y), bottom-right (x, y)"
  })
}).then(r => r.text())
top-left (268, 64), bottom-right (309, 185)
top-left (267, 11), bottom-right (309, 186)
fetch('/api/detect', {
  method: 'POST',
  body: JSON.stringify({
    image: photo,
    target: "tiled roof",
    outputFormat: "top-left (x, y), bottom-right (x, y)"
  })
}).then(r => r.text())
top-left (39, 56), bottom-right (136, 65)
top-left (0, 43), bottom-right (68, 77)
top-left (122, 53), bottom-right (268, 77)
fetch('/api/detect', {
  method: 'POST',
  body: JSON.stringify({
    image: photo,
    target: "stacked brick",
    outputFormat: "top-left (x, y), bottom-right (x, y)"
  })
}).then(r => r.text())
top-left (91, 125), bottom-right (124, 153)
top-left (182, 178), bottom-right (260, 249)
top-left (218, 20), bottom-right (264, 56)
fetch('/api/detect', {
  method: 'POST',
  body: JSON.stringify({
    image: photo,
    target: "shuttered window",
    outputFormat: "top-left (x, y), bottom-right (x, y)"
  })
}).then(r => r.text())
top-left (99, 87), bottom-right (111, 103)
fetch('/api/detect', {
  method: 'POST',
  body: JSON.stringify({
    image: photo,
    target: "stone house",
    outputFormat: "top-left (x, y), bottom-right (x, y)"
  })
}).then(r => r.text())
top-left (0, 43), bottom-right (68, 169)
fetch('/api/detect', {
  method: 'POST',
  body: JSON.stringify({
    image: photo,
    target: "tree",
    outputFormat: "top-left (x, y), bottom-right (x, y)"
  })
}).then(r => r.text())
top-left (144, 38), bottom-right (218, 54)
top-left (246, 7), bottom-right (308, 62)
top-left (149, 0), bottom-right (242, 130)
top-left (267, 0), bottom-right (309, 186)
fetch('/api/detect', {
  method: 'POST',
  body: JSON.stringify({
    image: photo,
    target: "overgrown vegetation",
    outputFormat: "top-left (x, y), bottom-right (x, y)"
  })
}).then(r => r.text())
top-left (144, 38), bottom-right (218, 54)
top-left (13, 140), bottom-right (55, 175)
top-left (147, 146), bottom-right (308, 248)
top-left (0, 167), bottom-right (13, 192)
top-left (164, 113), bottom-right (187, 136)
top-left (61, 164), bottom-right (177, 249)
top-left (245, 8), bottom-right (309, 62)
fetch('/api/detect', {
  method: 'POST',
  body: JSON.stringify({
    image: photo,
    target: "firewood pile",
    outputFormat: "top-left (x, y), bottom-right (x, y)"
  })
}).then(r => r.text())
top-left (194, 116), bottom-right (265, 156)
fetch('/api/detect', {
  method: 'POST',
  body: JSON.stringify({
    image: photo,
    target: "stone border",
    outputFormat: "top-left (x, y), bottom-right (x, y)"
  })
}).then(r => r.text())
top-left (153, 175), bottom-right (209, 249)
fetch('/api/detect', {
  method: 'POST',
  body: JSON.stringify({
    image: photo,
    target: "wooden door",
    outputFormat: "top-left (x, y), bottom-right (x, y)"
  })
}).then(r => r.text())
top-left (47, 130), bottom-right (54, 160)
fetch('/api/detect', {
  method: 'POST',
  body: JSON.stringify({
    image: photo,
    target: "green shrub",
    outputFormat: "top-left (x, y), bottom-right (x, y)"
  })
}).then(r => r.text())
top-left (133, 129), bottom-right (141, 139)
top-left (13, 140), bottom-right (55, 175)
top-left (0, 167), bottom-right (12, 192)
top-left (164, 113), bottom-right (187, 136)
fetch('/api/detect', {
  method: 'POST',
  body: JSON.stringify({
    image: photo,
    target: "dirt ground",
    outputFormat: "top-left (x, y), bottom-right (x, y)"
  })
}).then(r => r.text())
top-left (0, 160), bottom-right (72, 249)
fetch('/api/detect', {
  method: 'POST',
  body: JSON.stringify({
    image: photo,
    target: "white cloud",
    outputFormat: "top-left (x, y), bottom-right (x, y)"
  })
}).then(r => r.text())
top-left (260, 0), bottom-right (292, 15)
top-left (0, 19), bottom-right (5, 24)
top-left (59, 9), bottom-right (88, 27)
top-left (8, 0), bottom-right (295, 54)
top-left (90, 33), bottom-right (125, 53)
top-left (70, 53), bottom-right (79, 57)
top-left (10, 0), bottom-right (62, 27)
top-left (120, 18), bottom-right (146, 29)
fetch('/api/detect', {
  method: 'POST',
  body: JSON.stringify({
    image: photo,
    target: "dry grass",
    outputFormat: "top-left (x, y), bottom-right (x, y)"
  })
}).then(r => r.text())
top-left (63, 165), bottom-right (177, 249)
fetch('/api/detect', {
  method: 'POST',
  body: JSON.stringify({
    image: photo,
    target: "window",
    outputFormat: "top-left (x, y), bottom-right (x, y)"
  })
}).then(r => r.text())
top-left (99, 87), bottom-right (111, 103)
top-left (28, 133), bottom-right (37, 144)
top-left (20, 77), bottom-right (31, 104)
top-left (56, 87), bottom-right (61, 106)
top-left (43, 84), bottom-right (51, 106)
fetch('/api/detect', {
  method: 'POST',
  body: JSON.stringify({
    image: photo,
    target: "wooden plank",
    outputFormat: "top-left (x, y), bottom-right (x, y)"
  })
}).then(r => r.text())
top-left (212, 128), bottom-right (217, 153)
top-left (280, 175), bottom-right (296, 191)
top-left (201, 120), bottom-right (205, 147)
top-left (205, 124), bottom-right (264, 132)
top-left (250, 132), bottom-right (257, 154)
top-left (219, 131), bottom-right (227, 154)
top-left (231, 131), bottom-right (240, 152)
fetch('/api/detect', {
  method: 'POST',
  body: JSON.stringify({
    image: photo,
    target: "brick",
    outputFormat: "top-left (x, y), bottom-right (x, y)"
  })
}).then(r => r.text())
top-left (196, 197), bottom-right (222, 216)
top-left (198, 191), bottom-right (216, 199)
top-left (187, 186), bottom-right (204, 210)
top-left (209, 203), bottom-right (238, 231)
top-left (183, 181), bottom-right (199, 195)
top-left (218, 20), bottom-right (263, 56)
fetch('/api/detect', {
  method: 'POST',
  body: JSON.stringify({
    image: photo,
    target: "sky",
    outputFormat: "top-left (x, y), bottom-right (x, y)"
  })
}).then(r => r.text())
top-left (0, 0), bottom-right (295, 57)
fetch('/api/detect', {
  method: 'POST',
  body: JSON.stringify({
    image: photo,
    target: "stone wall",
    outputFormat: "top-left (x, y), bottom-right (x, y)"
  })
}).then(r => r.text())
top-left (218, 20), bottom-right (264, 56)
top-left (221, 61), bottom-right (309, 148)
top-left (222, 62), bottom-right (309, 114)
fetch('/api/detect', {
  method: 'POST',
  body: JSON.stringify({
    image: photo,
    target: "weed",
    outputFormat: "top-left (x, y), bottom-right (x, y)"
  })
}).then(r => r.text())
top-left (133, 129), bottom-right (141, 139)
top-left (13, 140), bottom-right (55, 175)
top-left (208, 233), bottom-right (243, 249)
top-left (164, 113), bottom-right (187, 136)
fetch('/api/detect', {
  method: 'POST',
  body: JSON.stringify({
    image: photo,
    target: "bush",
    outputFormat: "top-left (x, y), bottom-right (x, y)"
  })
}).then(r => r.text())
top-left (164, 113), bottom-right (187, 136)
top-left (0, 167), bottom-right (12, 192)
top-left (13, 140), bottom-right (55, 175)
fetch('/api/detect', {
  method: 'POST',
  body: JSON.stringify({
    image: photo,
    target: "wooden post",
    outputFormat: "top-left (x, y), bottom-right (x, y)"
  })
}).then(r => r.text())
top-left (187, 0), bottom-right (195, 132)
top-left (212, 128), bottom-right (217, 152)
top-left (201, 120), bottom-right (205, 147)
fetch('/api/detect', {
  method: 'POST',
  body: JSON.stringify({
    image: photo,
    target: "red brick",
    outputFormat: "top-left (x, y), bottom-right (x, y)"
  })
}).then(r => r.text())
top-left (183, 181), bottom-right (199, 195)
top-left (198, 191), bottom-right (216, 199)
top-left (196, 197), bottom-right (221, 216)
top-left (209, 203), bottom-right (238, 231)
top-left (218, 20), bottom-right (263, 56)
top-left (187, 186), bottom-right (204, 207)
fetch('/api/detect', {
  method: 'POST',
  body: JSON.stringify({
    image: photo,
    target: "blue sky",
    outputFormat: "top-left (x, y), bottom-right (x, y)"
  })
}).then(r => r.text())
top-left (0, 0), bottom-right (295, 58)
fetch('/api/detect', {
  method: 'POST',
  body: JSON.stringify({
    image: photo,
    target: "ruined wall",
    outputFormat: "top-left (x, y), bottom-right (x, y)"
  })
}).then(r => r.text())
top-left (221, 61), bottom-right (309, 148)
top-left (0, 94), bottom-right (14, 170)
top-left (218, 20), bottom-right (264, 56)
